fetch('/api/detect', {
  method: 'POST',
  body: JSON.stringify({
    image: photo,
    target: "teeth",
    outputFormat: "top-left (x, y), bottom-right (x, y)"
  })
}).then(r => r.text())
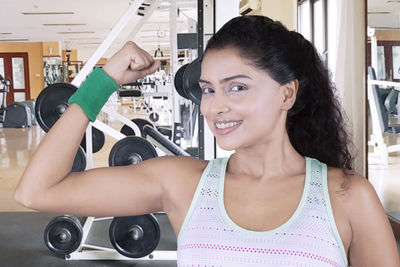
top-left (216, 121), bottom-right (242, 129)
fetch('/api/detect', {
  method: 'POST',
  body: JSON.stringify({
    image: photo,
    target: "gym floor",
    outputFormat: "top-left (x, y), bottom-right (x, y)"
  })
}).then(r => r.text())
top-left (1, 105), bottom-right (400, 265)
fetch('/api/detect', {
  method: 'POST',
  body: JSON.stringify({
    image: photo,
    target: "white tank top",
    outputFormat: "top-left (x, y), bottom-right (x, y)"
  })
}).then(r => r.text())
top-left (177, 157), bottom-right (348, 267)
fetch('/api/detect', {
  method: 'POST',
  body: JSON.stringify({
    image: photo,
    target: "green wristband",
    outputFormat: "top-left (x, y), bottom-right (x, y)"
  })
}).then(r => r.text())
top-left (68, 67), bottom-right (119, 122)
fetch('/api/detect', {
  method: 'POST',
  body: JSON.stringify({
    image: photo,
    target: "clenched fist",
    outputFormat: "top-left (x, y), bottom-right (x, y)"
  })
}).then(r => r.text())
top-left (103, 41), bottom-right (161, 84)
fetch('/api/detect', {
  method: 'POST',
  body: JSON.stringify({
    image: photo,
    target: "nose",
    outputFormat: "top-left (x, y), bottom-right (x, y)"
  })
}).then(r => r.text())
top-left (209, 90), bottom-right (230, 115)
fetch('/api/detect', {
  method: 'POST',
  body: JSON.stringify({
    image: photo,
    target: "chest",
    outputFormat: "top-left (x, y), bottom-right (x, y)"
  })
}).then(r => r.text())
top-left (223, 175), bottom-right (305, 232)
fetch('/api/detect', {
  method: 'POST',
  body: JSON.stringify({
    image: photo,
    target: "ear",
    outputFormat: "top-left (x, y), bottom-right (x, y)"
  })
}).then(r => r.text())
top-left (281, 80), bottom-right (299, 111)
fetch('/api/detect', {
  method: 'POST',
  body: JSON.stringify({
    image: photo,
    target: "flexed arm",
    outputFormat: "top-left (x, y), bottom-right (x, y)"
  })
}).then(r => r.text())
top-left (14, 42), bottom-right (167, 217)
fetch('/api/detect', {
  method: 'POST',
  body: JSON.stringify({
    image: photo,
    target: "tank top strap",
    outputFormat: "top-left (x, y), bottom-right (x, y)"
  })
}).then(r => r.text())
top-left (303, 157), bottom-right (348, 264)
top-left (304, 157), bottom-right (327, 208)
top-left (195, 157), bottom-right (225, 206)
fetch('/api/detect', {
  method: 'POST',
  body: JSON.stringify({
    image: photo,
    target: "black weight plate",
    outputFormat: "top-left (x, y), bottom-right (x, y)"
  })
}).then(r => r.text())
top-left (174, 63), bottom-right (190, 99)
top-left (35, 83), bottom-right (78, 132)
top-left (109, 214), bottom-right (160, 258)
top-left (72, 146), bottom-right (86, 172)
top-left (80, 127), bottom-right (105, 153)
top-left (120, 118), bottom-right (154, 137)
top-left (44, 215), bottom-right (83, 255)
top-left (182, 57), bottom-right (202, 105)
top-left (108, 136), bottom-right (158, 167)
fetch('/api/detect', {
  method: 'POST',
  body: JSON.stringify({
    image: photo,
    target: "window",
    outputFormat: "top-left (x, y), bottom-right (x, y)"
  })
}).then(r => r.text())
top-left (297, 0), bottom-right (328, 62)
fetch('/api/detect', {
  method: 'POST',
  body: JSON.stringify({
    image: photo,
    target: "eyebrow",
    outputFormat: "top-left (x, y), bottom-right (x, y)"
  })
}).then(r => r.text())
top-left (198, 74), bottom-right (252, 84)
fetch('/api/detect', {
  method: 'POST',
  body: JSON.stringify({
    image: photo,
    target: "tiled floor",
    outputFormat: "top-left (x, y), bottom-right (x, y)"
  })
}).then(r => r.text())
top-left (368, 133), bottom-right (400, 214)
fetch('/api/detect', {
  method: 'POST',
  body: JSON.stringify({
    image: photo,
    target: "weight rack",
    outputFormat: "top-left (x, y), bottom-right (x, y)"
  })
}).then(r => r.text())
top-left (55, 0), bottom-right (177, 261)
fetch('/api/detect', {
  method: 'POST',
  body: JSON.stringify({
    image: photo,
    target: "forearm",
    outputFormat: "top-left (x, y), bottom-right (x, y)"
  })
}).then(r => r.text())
top-left (15, 104), bottom-right (89, 205)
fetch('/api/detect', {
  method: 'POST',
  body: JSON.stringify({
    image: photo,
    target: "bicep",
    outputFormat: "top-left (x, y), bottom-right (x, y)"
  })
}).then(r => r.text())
top-left (348, 176), bottom-right (400, 267)
top-left (32, 157), bottom-right (167, 217)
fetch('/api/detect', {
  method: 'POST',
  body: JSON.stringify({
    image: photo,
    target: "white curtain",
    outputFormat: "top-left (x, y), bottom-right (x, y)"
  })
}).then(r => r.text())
top-left (332, 0), bottom-right (366, 175)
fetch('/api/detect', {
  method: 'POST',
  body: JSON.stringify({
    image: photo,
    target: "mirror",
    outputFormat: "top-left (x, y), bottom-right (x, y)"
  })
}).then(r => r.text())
top-left (367, 0), bottom-right (400, 229)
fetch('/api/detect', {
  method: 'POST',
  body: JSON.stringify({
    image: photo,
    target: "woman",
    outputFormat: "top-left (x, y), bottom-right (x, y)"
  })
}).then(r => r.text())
top-left (15, 16), bottom-right (399, 266)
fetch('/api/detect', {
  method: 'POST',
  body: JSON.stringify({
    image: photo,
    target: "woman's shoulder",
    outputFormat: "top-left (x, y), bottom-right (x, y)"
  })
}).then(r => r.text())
top-left (327, 167), bottom-right (399, 264)
top-left (326, 166), bottom-right (376, 199)
top-left (326, 166), bottom-right (383, 225)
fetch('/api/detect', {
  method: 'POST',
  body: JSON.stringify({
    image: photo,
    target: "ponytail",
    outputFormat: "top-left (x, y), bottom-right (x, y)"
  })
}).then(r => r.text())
top-left (286, 31), bottom-right (354, 170)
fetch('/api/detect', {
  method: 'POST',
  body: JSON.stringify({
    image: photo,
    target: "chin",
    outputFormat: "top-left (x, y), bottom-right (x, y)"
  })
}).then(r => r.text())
top-left (215, 139), bottom-right (239, 151)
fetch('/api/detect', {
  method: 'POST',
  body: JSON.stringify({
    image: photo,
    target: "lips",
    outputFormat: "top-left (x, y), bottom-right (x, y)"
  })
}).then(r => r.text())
top-left (214, 120), bottom-right (243, 135)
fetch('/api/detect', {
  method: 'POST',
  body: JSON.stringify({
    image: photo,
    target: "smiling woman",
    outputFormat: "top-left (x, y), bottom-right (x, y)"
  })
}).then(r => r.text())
top-left (14, 15), bottom-right (400, 267)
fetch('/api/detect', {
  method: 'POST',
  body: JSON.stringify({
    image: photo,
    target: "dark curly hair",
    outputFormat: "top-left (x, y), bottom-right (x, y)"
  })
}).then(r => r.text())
top-left (204, 15), bottom-right (355, 171)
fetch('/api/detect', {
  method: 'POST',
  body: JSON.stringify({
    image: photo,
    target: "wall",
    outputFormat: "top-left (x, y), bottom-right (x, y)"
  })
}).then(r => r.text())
top-left (375, 30), bottom-right (400, 41)
top-left (260, 0), bottom-right (297, 30)
top-left (0, 42), bottom-right (44, 99)
top-left (42, 42), bottom-right (61, 57)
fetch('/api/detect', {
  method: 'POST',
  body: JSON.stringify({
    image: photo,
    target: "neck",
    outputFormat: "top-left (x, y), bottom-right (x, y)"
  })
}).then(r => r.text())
top-left (228, 131), bottom-right (306, 181)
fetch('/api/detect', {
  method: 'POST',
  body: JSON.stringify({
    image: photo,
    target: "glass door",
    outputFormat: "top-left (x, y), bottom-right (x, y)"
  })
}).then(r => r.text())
top-left (0, 57), bottom-right (5, 107)
top-left (0, 53), bottom-right (30, 105)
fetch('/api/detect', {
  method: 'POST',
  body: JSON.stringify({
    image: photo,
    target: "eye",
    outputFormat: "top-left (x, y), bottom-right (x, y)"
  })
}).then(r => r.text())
top-left (230, 84), bottom-right (247, 92)
top-left (201, 87), bottom-right (214, 94)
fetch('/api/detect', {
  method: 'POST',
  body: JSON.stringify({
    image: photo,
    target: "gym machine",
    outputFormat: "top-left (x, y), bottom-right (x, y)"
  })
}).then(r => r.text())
top-left (0, 74), bottom-right (10, 124)
top-left (0, 75), bottom-right (34, 128)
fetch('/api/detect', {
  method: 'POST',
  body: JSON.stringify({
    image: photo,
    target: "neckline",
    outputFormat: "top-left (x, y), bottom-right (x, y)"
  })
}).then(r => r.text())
top-left (218, 156), bottom-right (311, 235)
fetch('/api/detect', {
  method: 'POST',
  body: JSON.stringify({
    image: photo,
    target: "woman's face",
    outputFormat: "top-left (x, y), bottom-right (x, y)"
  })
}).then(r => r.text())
top-left (199, 47), bottom-right (286, 151)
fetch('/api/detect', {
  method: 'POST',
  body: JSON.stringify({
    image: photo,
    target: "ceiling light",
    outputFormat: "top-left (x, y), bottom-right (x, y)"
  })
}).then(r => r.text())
top-left (44, 24), bottom-right (86, 26)
top-left (0, 33), bottom-right (12, 35)
top-left (0, 39), bottom-right (29, 42)
top-left (160, 1), bottom-right (171, 8)
top-left (368, 11), bottom-right (391, 14)
top-left (22, 12), bottom-right (74, 15)
top-left (58, 31), bottom-right (95, 34)
top-left (77, 42), bottom-right (102, 45)
top-left (68, 37), bottom-right (103, 40)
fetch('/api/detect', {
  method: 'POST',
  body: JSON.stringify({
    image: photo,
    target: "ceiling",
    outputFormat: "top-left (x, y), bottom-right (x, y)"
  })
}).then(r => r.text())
top-left (0, 0), bottom-right (398, 60)
top-left (0, 0), bottom-right (197, 60)
top-left (368, 0), bottom-right (400, 29)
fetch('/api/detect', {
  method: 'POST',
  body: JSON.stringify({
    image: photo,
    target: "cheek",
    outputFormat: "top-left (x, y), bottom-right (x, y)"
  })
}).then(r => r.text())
top-left (200, 100), bottom-right (213, 124)
top-left (242, 92), bottom-right (283, 129)
top-left (200, 100), bottom-right (209, 116)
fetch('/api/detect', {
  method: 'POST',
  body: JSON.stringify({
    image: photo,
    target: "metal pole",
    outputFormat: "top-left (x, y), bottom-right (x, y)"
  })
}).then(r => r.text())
top-left (197, 0), bottom-right (205, 160)
top-left (170, 0), bottom-right (181, 125)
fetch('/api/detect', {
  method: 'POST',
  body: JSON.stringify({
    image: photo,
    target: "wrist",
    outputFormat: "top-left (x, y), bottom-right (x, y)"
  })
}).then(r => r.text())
top-left (102, 65), bottom-right (119, 84)
top-left (68, 68), bottom-right (120, 122)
